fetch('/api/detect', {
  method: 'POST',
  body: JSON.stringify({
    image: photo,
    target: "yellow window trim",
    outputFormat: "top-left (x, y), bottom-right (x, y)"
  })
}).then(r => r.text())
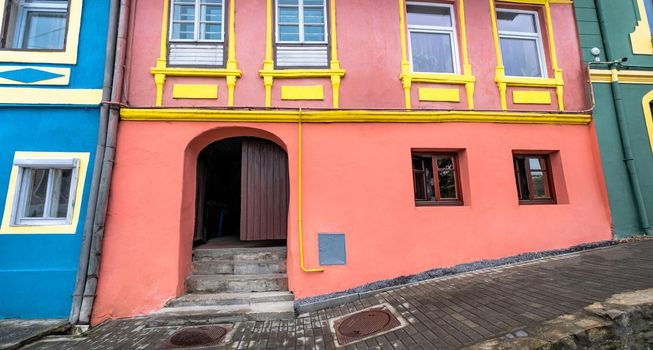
top-left (513, 90), bottom-right (552, 104)
top-left (398, 0), bottom-right (476, 110)
top-left (172, 84), bottom-right (218, 99)
top-left (259, 0), bottom-right (345, 108)
top-left (0, 66), bottom-right (70, 85)
top-left (281, 85), bottom-right (324, 100)
top-left (418, 88), bottom-right (461, 102)
top-left (120, 107), bottom-right (592, 125)
top-left (151, 0), bottom-right (241, 106)
top-left (0, 152), bottom-right (90, 234)
top-left (0, 0), bottom-right (83, 64)
top-left (488, 0), bottom-right (565, 111)
top-left (630, 0), bottom-right (653, 55)
top-left (642, 90), bottom-right (653, 155)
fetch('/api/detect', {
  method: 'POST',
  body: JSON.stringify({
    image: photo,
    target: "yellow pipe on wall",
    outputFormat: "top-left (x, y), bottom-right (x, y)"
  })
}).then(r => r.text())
top-left (297, 111), bottom-right (324, 273)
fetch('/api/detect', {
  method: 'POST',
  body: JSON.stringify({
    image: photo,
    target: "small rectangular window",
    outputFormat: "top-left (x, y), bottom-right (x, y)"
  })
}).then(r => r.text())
top-left (170, 0), bottom-right (225, 42)
top-left (276, 0), bottom-right (327, 44)
top-left (496, 9), bottom-right (546, 78)
top-left (412, 152), bottom-right (462, 206)
top-left (1, 0), bottom-right (69, 50)
top-left (11, 158), bottom-right (79, 226)
top-left (407, 2), bottom-right (459, 74)
top-left (513, 154), bottom-right (555, 204)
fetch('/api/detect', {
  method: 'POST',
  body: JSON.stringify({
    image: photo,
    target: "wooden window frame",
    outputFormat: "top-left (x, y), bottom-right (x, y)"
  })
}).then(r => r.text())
top-left (513, 154), bottom-right (556, 205)
top-left (406, 1), bottom-right (460, 74)
top-left (412, 151), bottom-right (463, 206)
top-left (496, 8), bottom-right (547, 79)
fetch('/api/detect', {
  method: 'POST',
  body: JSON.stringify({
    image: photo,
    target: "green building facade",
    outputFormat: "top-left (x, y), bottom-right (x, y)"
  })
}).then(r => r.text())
top-left (575, 0), bottom-right (653, 237)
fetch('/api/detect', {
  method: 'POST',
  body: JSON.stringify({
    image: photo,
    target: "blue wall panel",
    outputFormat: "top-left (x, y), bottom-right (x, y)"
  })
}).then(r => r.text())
top-left (0, 107), bottom-right (99, 318)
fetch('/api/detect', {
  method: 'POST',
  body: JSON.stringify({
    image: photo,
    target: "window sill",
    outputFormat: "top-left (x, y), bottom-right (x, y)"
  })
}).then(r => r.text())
top-left (150, 66), bottom-right (241, 78)
top-left (415, 201), bottom-right (463, 207)
top-left (401, 72), bottom-right (475, 85)
top-left (259, 68), bottom-right (345, 79)
top-left (499, 75), bottom-right (560, 88)
top-left (518, 199), bottom-right (557, 205)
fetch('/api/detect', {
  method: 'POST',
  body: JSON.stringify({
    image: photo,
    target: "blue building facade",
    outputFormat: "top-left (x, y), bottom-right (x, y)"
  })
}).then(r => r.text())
top-left (0, 0), bottom-right (110, 318)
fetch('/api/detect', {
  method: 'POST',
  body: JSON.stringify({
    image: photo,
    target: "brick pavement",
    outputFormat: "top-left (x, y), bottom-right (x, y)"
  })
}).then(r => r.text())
top-left (22, 239), bottom-right (653, 349)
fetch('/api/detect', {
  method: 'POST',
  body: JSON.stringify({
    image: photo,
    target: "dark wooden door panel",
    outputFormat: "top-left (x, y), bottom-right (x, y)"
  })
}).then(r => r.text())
top-left (240, 138), bottom-right (289, 240)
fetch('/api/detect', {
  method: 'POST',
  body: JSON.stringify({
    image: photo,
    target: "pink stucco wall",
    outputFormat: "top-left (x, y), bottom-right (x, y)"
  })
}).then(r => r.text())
top-left (92, 120), bottom-right (611, 324)
top-left (124, 0), bottom-right (587, 111)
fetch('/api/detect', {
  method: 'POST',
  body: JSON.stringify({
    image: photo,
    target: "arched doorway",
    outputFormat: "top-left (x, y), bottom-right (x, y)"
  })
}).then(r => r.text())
top-left (193, 137), bottom-right (289, 247)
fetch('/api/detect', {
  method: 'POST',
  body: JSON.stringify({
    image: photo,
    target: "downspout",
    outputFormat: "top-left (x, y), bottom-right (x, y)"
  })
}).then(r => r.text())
top-left (297, 108), bottom-right (324, 273)
top-left (69, 0), bottom-right (121, 325)
top-left (77, 0), bottom-right (131, 325)
top-left (595, 0), bottom-right (652, 235)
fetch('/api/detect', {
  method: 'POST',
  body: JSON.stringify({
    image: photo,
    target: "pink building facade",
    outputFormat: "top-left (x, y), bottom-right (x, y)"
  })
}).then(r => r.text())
top-left (92, 0), bottom-right (612, 324)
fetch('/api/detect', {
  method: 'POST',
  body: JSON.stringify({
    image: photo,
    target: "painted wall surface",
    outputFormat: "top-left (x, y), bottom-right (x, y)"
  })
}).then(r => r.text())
top-left (0, 108), bottom-right (98, 318)
top-left (0, 0), bottom-right (109, 318)
top-left (125, 0), bottom-right (588, 111)
top-left (91, 120), bottom-right (612, 324)
top-left (575, 0), bottom-right (653, 237)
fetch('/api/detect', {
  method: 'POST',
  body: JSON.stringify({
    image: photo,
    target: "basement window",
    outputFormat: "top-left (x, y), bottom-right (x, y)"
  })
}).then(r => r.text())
top-left (513, 154), bottom-right (555, 204)
top-left (412, 152), bottom-right (462, 206)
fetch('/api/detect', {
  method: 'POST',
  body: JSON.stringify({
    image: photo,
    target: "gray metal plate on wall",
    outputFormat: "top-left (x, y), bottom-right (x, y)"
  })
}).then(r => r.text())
top-left (318, 233), bottom-right (346, 265)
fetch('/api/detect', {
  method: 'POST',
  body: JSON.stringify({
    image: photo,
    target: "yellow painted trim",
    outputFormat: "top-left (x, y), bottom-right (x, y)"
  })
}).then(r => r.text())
top-left (418, 88), bottom-right (460, 102)
top-left (0, 88), bottom-right (102, 105)
top-left (642, 90), bottom-right (653, 155)
top-left (0, 152), bottom-right (90, 234)
top-left (630, 0), bottom-right (653, 55)
top-left (151, 0), bottom-right (241, 106)
top-left (281, 85), bottom-right (324, 100)
top-left (172, 84), bottom-right (218, 99)
top-left (590, 69), bottom-right (653, 84)
top-left (0, 0), bottom-right (83, 64)
top-left (0, 66), bottom-right (70, 85)
top-left (398, 0), bottom-right (475, 110)
top-left (490, 0), bottom-right (564, 111)
top-left (260, 0), bottom-right (344, 108)
top-left (120, 108), bottom-right (591, 125)
top-left (513, 90), bottom-right (552, 104)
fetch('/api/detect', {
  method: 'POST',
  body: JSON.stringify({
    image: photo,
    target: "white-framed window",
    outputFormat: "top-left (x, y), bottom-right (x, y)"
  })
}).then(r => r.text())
top-left (276, 0), bottom-right (327, 44)
top-left (0, 0), bottom-right (69, 50)
top-left (170, 0), bottom-right (225, 42)
top-left (9, 158), bottom-right (79, 226)
top-left (406, 2), bottom-right (459, 74)
top-left (496, 9), bottom-right (547, 78)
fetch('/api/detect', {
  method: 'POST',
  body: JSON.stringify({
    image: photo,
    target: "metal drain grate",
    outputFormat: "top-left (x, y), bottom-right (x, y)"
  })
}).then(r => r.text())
top-left (162, 325), bottom-right (227, 348)
top-left (333, 306), bottom-right (402, 346)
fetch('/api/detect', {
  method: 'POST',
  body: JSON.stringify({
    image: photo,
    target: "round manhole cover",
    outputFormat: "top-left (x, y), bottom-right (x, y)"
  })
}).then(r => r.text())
top-left (167, 326), bottom-right (227, 347)
top-left (337, 310), bottom-right (393, 338)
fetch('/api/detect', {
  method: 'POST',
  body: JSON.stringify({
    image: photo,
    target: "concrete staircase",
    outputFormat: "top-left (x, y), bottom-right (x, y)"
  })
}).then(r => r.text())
top-left (148, 246), bottom-right (294, 327)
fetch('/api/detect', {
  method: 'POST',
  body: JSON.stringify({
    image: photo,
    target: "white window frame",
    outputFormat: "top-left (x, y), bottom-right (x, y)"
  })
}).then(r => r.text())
top-left (496, 8), bottom-right (547, 78)
top-left (10, 158), bottom-right (79, 226)
top-left (2, 0), bottom-right (69, 50)
top-left (275, 0), bottom-right (328, 44)
top-left (406, 2), bottom-right (460, 75)
top-left (169, 0), bottom-right (226, 43)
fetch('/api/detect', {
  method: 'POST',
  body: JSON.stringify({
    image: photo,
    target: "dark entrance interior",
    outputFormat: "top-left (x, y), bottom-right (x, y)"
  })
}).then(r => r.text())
top-left (194, 137), bottom-right (288, 248)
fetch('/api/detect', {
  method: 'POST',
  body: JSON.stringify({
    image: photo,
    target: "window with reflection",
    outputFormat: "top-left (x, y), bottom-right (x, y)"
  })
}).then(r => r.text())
top-left (513, 154), bottom-right (555, 204)
top-left (496, 9), bottom-right (546, 78)
top-left (406, 2), bottom-right (458, 73)
top-left (170, 0), bottom-right (224, 42)
top-left (1, 0), bottom-right (69, 50)
top-left (276, 0), bottom-right (327, 43)
top-left (412, 152), bottom-right (462, 206)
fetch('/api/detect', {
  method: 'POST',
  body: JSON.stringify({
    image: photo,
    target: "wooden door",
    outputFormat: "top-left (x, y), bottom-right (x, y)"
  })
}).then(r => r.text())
top-left (240, 138), bottom-right (289, 240)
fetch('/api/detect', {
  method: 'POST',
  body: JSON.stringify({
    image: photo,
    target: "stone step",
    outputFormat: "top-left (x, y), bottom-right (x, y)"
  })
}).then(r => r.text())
top-left (193, 247), bottom-right (287, 262)
top-left (147, 301), bottom-right (295, 327)
top-left (191, 259), bottom-right (287, 275)
top-left (166, 291), bottom-right (295, 307)
top-left (186, 274), bottom-right (288, 293)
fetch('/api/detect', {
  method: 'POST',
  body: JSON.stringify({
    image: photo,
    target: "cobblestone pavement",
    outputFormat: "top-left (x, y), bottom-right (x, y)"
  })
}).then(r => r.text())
top-left (23, 239), bottom-right (653, 350)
